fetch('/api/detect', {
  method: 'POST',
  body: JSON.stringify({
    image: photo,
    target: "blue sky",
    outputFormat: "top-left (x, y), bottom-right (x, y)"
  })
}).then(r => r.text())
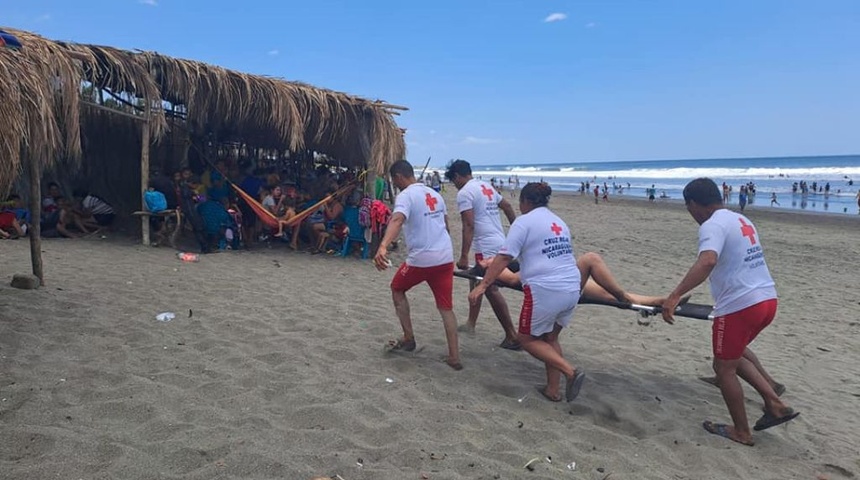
top-left (5, 0), bottom-right (860, 165)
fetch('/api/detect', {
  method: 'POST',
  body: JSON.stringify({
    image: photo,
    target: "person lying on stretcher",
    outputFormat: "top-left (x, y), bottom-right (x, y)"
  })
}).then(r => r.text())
top-left (471, 251), bottom-right (681, 307)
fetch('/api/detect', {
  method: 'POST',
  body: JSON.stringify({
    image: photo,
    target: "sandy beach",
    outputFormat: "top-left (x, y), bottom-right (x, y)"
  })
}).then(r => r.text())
top-left (1, 190), bottom-right (859, 480)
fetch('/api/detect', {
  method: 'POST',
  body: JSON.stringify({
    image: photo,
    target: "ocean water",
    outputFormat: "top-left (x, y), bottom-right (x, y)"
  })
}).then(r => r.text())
top-left (451, 155), bottom-right (860, 215)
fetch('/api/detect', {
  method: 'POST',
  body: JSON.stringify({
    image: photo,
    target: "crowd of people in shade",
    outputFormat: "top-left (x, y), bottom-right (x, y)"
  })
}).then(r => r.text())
top-left (143, 159), bottom-right (391, 254)
top-left (0, 183), bottom-right (116, 240)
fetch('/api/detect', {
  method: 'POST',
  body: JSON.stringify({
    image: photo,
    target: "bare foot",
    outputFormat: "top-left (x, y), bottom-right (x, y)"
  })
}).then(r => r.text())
top-left (457, 322), bottom-right (476, 334)
top-left (446, 357), bottom-right (463, 370)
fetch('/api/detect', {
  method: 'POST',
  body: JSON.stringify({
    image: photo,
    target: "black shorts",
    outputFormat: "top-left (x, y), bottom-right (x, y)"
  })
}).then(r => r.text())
top-left (471, 259), bottom-right (520, 277)
top-left (93, 213), bottom-right (115, 226)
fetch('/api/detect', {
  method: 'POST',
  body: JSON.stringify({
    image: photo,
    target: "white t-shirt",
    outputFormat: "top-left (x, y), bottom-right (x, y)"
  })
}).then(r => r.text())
top-left (456, 179), bottom-right (507, 256)
top-left (82, 195), bottom-right (114, 215)
top-left (698, 209), bottom-right (777, 316)
top-left (499, 206), bottom-right (580, 292)
top-left (393, 182), bottom-right (453, 267)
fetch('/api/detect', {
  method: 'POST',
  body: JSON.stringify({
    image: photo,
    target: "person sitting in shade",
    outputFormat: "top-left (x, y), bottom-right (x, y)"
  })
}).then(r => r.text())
top-left (56, 198), bottom-right (93, 238)
top-left (72, 189), bottom-right (116, 229)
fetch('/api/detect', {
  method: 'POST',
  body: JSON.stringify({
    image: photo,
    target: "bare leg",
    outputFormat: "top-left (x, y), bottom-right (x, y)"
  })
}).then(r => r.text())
top-left (577, 252), bottom-right (628, 302)
top-left (701, 348), bottom-right (784, 393)
top-left (735, 356), bottom-right (791, 418)
top-left (439, 309), bottom-right (462, 369)
top-left (10, 219), bottom-right (25, 237)
top-left (713, 358), bottom-right (754, 444)
top-left (392, 289), bottom-right (414, 342)
top-left (519, 324), bottom-right (575, 400)
top-left (484, 286), bottom-right (519, 344)
top-left (742, 348), bottom-right (782, 390)
top-left (464, 278), bottom-right (482, 332)
top-left (712, 356), bottom-right (793, 445)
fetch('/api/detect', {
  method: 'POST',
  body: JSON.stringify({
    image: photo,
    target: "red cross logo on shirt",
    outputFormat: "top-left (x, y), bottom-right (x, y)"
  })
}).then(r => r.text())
top-left (739, 218), bottom-right (756, 245)
top-left (425, 193), bottom-right (438, 212)
top-left (550, 222), bottom-right (562, 236)
top-left (481, 184), bottom-right (495, 201)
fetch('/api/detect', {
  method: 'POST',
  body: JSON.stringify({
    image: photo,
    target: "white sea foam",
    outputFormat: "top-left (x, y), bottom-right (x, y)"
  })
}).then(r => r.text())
top-left (473, 166), bottom-right (860, 180)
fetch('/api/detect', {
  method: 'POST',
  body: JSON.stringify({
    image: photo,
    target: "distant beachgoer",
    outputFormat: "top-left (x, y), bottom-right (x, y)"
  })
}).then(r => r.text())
top-left (856, 191), bottom-right (860, 212)
top-left (431, 171), bottom-right (442, 193)
top-left (648, 185), bottom-right (656, 202)
top-left (374, 160), bottom-right (461, 370)
top-left (770, 193), bottom-right (779, 207)
top-left (593, 186), bottom-right (599, 204)
top-left (662, 177), bottom-right (798, 446)
top-left (469, 182), bottom-right (585, 402)
top-left (738, 188), bottom-right (748, 212)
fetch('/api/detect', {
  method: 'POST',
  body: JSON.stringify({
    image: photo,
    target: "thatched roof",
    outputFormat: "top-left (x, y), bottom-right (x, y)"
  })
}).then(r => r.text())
top-left (0, 27), bottom-right (406, 194)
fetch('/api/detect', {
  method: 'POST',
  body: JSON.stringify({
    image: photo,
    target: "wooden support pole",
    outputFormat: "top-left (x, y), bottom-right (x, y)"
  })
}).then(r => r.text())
top-left (140, 104), bottom-right (152, 246)
top-left (27, 152), bottom-right (44, 285)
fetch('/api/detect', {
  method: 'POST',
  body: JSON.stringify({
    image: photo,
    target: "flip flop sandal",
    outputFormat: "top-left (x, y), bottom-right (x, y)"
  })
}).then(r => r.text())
top-left (384, 338), bottom-right (423, 355)
top-left (753, 409), bottom-right (800, 431)
top-left (703, 420), bottom-right (755, 446)
top-left (565, 371), bottom-right (587, 402)
top-left (536, 385), bottom-right (562, 402)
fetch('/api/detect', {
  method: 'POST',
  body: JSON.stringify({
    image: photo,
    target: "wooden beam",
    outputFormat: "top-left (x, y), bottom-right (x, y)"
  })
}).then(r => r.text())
top-left (81, 101), bottom-right (146, 123)
top-left (373, 101), bottom-right (409, 111)
top-left (27, 151), bottom-right (44, 285)
top-left (140, 103), bottom-right (152, 246)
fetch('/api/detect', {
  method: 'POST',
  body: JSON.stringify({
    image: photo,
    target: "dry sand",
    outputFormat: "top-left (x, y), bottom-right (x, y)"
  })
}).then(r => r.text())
top-left (1, 190), bottom-right (859, 480)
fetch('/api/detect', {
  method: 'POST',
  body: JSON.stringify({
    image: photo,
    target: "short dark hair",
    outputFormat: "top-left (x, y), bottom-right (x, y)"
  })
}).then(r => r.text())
top-left (72, 188), bottom-right (87, 199)
top-left (389, 160), bottom-right (415, 179)
top-left (521, 182), bottom-right (552, 207)
top-left (47, 181), bottom-right (60, 189)
top-left (683, 178), bottom-right (722, 206)
top-left (444, 159), bottom-right (471, 182)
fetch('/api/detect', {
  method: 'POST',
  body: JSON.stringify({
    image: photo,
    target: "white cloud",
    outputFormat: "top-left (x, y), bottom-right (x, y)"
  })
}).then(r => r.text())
top-left (585, 22), bottom-right (597, 28)
top-left (139, 0), bottom-right (158, 6)
top-left (267, 49), bottom-right (280, 56)
top-left (463, 136), bottom-right (501, 145)
top-left (544, 13), bottom-right (567, 23)
top-left (35, 13), bottom-right (52, 21)
top-left (429, 130), bottom-right (436, 135)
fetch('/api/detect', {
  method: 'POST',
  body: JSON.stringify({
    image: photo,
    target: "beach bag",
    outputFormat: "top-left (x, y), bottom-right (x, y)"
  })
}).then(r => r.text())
top-left (144, 190), bottom-right (168, 212)
top-left (358, 196), bottom-right (372, 228)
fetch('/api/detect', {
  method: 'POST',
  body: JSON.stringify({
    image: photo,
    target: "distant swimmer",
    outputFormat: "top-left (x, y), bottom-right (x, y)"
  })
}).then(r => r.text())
top-left (770, 193), bottom-right (780, 207)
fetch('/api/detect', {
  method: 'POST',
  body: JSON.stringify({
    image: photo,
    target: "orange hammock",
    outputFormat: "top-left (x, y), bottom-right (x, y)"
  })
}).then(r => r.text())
top-left (231, 180), bottom-right (359, 230)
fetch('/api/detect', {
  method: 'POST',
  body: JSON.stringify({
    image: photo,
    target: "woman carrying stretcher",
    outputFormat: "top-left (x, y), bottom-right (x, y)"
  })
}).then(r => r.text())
top-left (469, 183), bottom-right (678, 403)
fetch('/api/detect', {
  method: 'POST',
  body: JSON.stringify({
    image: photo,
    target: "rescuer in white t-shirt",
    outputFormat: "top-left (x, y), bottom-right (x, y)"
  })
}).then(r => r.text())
top-left (444, 160), bottom-right (520, 350)
top-left (662, 177), bottom-right (799, 446)
top-left (469, 182), bottom-right (586, 403)
top-left (374, 160), bottom-right (461, 370)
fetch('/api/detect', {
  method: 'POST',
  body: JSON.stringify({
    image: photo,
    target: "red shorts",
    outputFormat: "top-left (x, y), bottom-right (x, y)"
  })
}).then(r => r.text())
top-left (712, 299), bottom-right (777, 360)
top-left (0, 212), bottom-right (15, 229)
top-left (390, 262), bottom-right (454, 310)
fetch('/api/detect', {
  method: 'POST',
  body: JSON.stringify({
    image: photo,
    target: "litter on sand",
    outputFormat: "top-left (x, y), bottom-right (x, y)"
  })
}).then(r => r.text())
top-left (155, 312), bottom-right (176, 322)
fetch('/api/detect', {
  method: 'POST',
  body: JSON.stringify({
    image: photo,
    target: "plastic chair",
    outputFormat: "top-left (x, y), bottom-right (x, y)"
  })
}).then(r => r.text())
top-left (340, 206), bottom-right (369, 259)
